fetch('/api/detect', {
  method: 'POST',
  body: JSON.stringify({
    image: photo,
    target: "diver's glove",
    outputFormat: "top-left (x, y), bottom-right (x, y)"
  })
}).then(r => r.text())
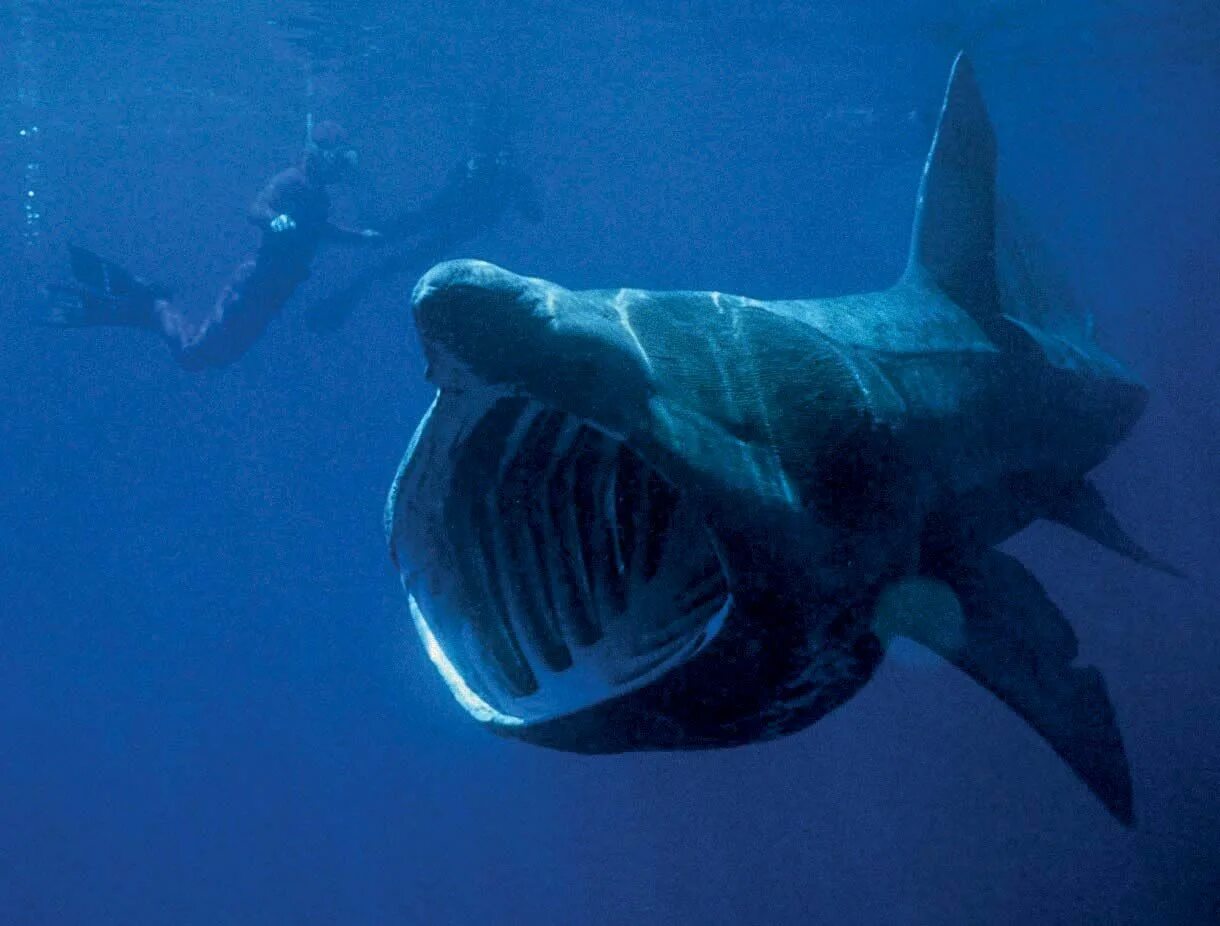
top-left (270, 214), bottom-right (297, 233)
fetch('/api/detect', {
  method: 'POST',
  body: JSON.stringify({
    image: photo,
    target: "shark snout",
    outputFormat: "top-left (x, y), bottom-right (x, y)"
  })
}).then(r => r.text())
top-left (411, 260), bottom-right (654, 436)
top-left (412, 260), bottom-right (548, 386)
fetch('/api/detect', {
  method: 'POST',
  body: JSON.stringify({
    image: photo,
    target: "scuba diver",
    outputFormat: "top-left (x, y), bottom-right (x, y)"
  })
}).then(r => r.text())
top-left (304, 121), bottom-right (541, 332)
top-left (40, 119), bottom-right (384, 370)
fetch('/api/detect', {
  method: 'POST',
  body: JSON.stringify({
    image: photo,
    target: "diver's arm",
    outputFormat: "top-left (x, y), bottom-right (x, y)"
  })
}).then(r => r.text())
top-left (248, 169), bottom-right (298, 231)
top-left (323, 220), bottom-right (384, 244)
top-left (380, 165), bottom-right (464, 242)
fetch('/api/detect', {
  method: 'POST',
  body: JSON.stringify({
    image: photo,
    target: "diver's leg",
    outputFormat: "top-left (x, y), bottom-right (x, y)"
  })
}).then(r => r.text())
top-left (304, 228), bottom-right (464, 333)
top-left (170, 257), bottom-right (297, 370)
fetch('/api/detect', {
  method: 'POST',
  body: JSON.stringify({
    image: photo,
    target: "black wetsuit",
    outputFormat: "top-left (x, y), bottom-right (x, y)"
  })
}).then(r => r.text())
top-left (383, 154), bottom-right (541, 247)
top-left (166, 164), bottom-right (373, 369)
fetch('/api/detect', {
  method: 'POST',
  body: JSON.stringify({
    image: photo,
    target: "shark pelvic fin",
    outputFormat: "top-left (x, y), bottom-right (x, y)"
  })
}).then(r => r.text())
top-left (882, 549), bottom-right (1134, 825)
top-left (1048, 480), bottom-right (1184, 578)
top-left (904, 52), bottom-right (999, 323)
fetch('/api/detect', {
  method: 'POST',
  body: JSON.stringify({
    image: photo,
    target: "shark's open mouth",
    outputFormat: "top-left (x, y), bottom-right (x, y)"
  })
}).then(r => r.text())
top-left (389, 387), bottom-right (733, 726)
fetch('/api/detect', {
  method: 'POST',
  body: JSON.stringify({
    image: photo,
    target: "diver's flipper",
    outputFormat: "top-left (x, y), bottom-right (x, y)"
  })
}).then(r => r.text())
top-left (1047, 480), bottom-right (1184, 578)
top-left (896, 549), bottom-right (1134, 825)
top-left (69, 245), bottom-right (142, 295)
top-left (36, 282), bottom-right (159, 330)
top-left (34, 284), bottom-right (98, 327)
top-left (36, 281), bottom-right (158, 329)
top-left (37, 247), bottom-right (165, 329)
top-left (70, 245), bottom-right (172, 301)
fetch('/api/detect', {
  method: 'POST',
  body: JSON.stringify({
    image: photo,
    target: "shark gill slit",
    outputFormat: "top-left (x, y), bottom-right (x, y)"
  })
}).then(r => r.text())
top-left (546, 423), bottom-right (602, 647)
top-left (503, 407), bottom-right (572, 672)
top-left (443, 394), bottom-right (732, 715)
top-left (457, 399), bottom-right (539, 697)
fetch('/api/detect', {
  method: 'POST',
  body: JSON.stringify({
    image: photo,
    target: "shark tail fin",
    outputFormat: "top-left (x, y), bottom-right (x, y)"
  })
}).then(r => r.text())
top-left (1048, 480), bottom-right (1184, 578)
top-left (904, 52), bottom-right (1000, 324)
top-left (878, 550), bottom-right (1134, 825)
top-left (995, 197), bottom-right (1098, 346)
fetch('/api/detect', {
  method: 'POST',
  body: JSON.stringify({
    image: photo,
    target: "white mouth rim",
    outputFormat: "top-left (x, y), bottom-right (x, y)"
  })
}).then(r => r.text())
top-left (410, 593), bottom-right (527, 726)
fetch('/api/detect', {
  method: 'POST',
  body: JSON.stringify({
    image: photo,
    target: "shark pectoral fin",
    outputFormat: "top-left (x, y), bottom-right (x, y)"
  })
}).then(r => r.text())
top-left (1048, 479), bottom-right (1185, 578)
top-left (873, 576), bottom-right (964, 651)
top-left (880, 550), bottom-right (1134, 825)
top-left (903, 52), bottom-right (1000, 321)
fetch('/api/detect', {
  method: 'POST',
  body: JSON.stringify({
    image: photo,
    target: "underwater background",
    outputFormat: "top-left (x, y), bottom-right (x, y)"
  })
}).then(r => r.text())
top-left (1, 1), bottom-right (1217, 922)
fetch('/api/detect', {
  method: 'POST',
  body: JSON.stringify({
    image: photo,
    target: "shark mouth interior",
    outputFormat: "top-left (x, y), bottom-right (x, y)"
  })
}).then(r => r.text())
top-left (399, 389), bottom-right (733, 727)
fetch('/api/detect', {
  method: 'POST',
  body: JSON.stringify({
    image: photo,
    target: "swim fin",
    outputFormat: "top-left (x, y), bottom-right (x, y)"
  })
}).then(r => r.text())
top-left (34, 283), bottom-right (113, 327)
top-left (70, 245), bottom-right (139, 295)
top-left (35, 247), bottom-right (166, 329)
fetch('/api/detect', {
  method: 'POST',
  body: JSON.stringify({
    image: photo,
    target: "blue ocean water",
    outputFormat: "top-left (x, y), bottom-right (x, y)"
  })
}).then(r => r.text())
top-left (1, 1), bottom-right (1217, 923)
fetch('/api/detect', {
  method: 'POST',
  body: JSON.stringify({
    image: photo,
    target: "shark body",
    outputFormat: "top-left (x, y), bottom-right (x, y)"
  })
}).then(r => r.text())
top-left (386, 55), bottom-right (1172, 824)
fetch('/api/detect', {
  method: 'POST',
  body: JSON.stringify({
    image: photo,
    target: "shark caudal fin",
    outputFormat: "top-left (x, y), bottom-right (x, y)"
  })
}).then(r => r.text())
top-left (904, 52), bottom-right (1000, 323)
top-left (995, 197), bottom-right (1098, 345)
top-left (878, 550), bottom-right (1134, 825)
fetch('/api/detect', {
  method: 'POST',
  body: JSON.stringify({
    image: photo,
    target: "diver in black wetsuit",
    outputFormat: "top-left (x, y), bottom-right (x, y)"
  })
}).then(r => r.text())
top-left (40, 120), bottom-right (384, 370)
top-left (385, 146), bottom-right (542, 246)
top-left (305, 135), bottom-right (541, 331)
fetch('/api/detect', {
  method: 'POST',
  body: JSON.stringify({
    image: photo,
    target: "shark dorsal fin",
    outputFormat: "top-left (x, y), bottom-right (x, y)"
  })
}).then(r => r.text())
top-left (904, 53), bottom-right (999, 322)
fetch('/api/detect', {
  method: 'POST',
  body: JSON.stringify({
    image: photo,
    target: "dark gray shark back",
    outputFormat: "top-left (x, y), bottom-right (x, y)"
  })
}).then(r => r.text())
top-left (772, 51), bottom-right (1148, 518)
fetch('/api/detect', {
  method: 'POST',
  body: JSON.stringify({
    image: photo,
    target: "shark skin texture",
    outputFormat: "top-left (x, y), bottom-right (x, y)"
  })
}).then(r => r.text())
top-left (385, 54), bottom-right (1174, 825)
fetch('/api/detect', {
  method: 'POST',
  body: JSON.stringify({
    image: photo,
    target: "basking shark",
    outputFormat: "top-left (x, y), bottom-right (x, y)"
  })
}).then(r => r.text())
top-left (386, 54), bottom-right (1174, 824)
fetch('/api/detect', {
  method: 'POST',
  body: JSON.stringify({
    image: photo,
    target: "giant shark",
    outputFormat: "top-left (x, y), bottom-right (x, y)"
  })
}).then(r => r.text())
top-left (385, 54), bottom-right (1174, 824)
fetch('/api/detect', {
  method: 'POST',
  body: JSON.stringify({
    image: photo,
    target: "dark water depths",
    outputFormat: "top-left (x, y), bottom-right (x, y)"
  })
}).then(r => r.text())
top-left (1, 2), bottom-right (1217, 922)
